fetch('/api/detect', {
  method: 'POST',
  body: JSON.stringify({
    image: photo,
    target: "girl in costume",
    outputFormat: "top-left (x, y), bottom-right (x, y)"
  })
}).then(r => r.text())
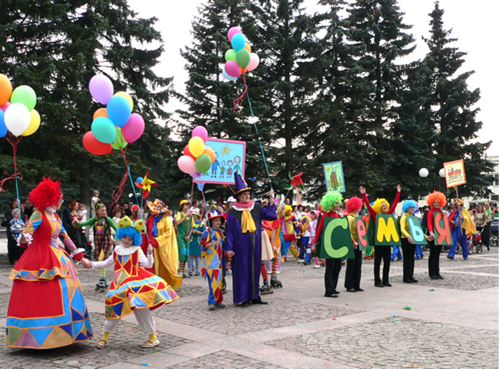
top-left (81, 216), bottom-right (178, 348)
top-left (260, 220), bottom-right (275, 295)
top-left (6, 178), bottom-right (93, 349)
top-left (201, 210), bottom-right (226, 310)
top-left (282, 205), bottom-right (301, 260)
top-left (76, 203), bottom-right (117, 290)
top-left (399, 200), bottom-right (420, 283)
top-left (359, 185), bottom-right (401, 287)
top-left (309, 210), bottom-right (321, 269)
top-left (175, 200), bottom-right (193, 278)
top-left (312, 191), bottom-right (343, 298)
top-left (300, 214), bottom-right (311, 264)
top-left (188, 209), bottom-right (204, 276)
top-left (344, 196), bottom-right (364, 292)
top-left (425, 191), bottom-right (447, 280)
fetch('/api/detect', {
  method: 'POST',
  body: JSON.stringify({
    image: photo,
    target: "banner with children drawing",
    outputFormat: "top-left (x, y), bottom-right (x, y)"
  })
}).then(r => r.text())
top-left (322, 161), bottom-right (345, 193)
top-left (193, 138), bottom-right (246, 185)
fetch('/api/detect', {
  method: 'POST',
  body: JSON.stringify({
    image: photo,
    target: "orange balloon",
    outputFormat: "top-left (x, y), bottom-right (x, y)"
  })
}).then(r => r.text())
top-left (0, 74), bottom-right (13, 105)
top-left (93, 108), bottom-right (108, 120)
top-left (203, 148), bottom-right (216, 163)
top-left (240, 67), bottom-right (247, 74)
top-left (244, 43), bottom-right (251, 53)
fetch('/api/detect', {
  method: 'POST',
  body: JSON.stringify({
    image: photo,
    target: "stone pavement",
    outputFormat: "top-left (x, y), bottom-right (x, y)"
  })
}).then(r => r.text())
top-left (0, 246), bottom-right (498, 369)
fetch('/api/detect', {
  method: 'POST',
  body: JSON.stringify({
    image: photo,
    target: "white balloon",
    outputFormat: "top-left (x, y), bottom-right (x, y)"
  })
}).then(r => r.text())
top-left (4, 103), bottom-right (31, 137)
top-left (439, 168), bottom-right (445, 178)
top-left (419, 168), bottom-right (429, 178)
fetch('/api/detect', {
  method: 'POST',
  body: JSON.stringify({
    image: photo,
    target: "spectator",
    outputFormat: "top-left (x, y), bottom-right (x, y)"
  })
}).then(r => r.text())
top-left (91, 190), bottom-right (100, 218)
top-left (24, 199), bottom-right (34, 219)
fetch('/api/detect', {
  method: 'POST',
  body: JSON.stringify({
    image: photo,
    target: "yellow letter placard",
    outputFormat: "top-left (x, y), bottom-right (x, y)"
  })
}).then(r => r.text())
top-left (375, 214), bottom-right (400, 246)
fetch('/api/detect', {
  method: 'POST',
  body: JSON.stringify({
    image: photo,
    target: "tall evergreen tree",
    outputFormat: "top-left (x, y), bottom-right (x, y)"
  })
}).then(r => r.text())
top-left (421, 1), bottom-right (493, 198)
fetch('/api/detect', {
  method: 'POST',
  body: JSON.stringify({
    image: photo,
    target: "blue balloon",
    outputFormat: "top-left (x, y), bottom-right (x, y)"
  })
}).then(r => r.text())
top-left (107, 96), bottom-right (131, 128)
top-left (136, 177), bottom-right (143, 184)
top-left (197, 183), bottom-right (205, 192)
top-left (222, 68), bottom-right (238, 82)
top-left (0, 111), bottom-right (7, 138)
top-left (231, 33), bottom-right (246, 52)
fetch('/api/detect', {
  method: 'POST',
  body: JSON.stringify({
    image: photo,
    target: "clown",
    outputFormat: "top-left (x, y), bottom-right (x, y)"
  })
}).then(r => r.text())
top-left (399, 200), bottom-right (420, 283)
top-left (282, 205), bottom-right (301, 260)
top-left (447, 198), bottom-right (476, 260)
top-left (344, 196), bottom-right (364, 292)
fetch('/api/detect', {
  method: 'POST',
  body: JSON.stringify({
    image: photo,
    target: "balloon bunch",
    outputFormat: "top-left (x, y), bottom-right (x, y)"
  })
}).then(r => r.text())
top-left (83, 75), bottom-right (145, 156)
top-left (177, 126), bottom-right (216, 178)
top-left (222, 27), bottom-right (260, 81)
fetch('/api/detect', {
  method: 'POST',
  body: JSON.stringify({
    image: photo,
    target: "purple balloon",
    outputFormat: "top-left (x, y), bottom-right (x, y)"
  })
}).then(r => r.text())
top-left (225, 61), bottom-right (241, 78)
top-left (122, 113), bottom-right (145, 144)
top-left (227, 27), bottom-right (241, 41)
top-left (190, 171), bottom-right (202, 178)
top-left (89, 75), bottom-right (114, 105)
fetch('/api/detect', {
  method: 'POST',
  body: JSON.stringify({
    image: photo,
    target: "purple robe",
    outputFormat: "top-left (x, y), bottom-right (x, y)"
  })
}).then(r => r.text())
top-left (225, 202), bottom-right (276, 304)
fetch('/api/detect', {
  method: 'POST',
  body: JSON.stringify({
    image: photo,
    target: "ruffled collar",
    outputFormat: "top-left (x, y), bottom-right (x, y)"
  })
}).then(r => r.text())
top-left (114, 245), bottom-right (140, 256)
top-left (233, 200), bottom-right (254, 211)
top-left (45, 206), bottom-right (57, 214)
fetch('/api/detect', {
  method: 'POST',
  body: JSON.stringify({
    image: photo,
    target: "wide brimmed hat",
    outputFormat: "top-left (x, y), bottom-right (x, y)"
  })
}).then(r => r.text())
top-left (234, 172), bottom-right (251, 195)
top-left (147, 199), bottom-right (168, 214)
top-left (179, 199), bottom-right (190, 207)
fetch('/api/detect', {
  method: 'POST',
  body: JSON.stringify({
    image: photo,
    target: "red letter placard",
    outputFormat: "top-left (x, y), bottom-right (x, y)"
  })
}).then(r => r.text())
top-left (434, 212), bottom-right (451, 246)
top-left (355, 217), bottom-right (368, 250)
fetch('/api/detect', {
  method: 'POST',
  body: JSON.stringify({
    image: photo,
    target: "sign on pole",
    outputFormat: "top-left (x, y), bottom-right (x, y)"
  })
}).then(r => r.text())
top-left (443, 159), bottom-right (466, 188)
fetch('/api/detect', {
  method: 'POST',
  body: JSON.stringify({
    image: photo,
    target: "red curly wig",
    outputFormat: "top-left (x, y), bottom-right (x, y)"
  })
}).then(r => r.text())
top-left (29, 177), bottom-right (62, 210)
top-left (427, 191), bottom-right (447, 208)
top-left (346, 196), bottom-right (363, 214)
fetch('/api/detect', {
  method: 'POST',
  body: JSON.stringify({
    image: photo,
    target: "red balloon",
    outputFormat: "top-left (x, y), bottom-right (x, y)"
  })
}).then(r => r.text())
top-left (83, 131), bottom-right (113, 155)
top-left (183, 144), bottom-right (196, 160)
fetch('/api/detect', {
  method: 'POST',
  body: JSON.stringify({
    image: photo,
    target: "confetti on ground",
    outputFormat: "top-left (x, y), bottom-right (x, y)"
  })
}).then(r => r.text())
top-left (404, 305), bottom-right (411, 310)
top-left (141, 364), bottom-right (149, 367)
top-left (429, 289), bottom-right (435, 291)
top-left (392, 314), bottom-right (397, 317)
top-left (332, 318), bottom-right (337, 320)
top-left (395, 321), bottom-right (400, 324)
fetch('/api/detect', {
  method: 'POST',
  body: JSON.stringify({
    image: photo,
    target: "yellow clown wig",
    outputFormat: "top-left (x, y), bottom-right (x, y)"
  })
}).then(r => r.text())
top-left (372, 198), bottom-right (390, 214)
top-left (285, 205), bottom-right (293, 215)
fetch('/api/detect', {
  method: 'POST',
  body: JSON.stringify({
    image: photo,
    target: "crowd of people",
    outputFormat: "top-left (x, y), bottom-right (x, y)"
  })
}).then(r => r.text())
top-left (2, 173), bottom-right (498, 350)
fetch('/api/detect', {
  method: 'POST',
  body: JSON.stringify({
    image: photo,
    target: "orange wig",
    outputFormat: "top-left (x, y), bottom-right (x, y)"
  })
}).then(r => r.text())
top-left (427, 191), bottom-right (447, 208)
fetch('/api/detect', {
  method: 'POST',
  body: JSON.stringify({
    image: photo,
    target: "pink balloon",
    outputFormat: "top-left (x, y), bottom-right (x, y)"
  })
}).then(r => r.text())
top-left (122, 113), bottom-right (145, 144)
top-left (227, 27), bottom-right (241, 42)
top-left (89, 75), bottom-right (114, 105)
top-left (178, 155), bottom-right (196, 174)
top-left (192, 126), bottom-right (208, 143)
top-left (225, 61), bottom-right (241, 78)
top-left (246, 53), bottom-right (260, 72)
top-left (0, 102), bottom-right (10, 113)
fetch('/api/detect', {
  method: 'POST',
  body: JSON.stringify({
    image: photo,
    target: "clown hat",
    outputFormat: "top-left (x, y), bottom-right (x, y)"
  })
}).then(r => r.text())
top-left (146, 199), bottom-right (168, 214)
top-left (207, 210), bottom-right (224, 225)
top-left (234, 172), bottom-right (251, 195)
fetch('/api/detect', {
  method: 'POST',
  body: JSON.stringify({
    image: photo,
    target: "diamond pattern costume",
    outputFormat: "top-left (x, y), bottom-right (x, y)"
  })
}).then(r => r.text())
top-left (201, 228), bottom-right (224, 305)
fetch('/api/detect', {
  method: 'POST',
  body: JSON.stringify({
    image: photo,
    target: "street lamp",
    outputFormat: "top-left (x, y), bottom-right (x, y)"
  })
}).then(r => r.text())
top-left (419, 167), bottom-right (445, 191)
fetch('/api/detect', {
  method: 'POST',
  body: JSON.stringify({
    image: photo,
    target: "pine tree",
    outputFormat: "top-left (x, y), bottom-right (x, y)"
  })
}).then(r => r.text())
top-left (421, 1), bottom-right (493, 198)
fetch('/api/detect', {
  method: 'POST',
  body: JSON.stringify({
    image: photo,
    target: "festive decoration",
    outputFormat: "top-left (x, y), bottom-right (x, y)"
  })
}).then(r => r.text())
top-left (284, 172), bottom-right (304, 190)
top-left (134, 171), bottom-right (158, 199)
top-left (222, 27), bottom-right (260, 84)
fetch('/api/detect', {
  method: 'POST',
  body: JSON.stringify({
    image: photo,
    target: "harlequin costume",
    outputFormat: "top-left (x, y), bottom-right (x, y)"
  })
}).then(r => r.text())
top-left (5, 178), bottom-right (93, 349)
top-left (225, 172), bottom-right (277, 305)
top-left (313, 191), bottom-right (343, 297)
top-left (362, 188), bottom-right (401, 287)
top-left (90, 216), bottom-right (178, 348)
top-left (145, 200), bottom-right (183, 290)
top-left (425, 191), bottom-right (447, 279)
top-left (448, 199), bottom-right (476, 260)
top-left (400, 200), bottom-right (420, 283)
top-left (201, 210), bottom-right (226, 309)
top-left (344, 196), bottom-right (364, 292)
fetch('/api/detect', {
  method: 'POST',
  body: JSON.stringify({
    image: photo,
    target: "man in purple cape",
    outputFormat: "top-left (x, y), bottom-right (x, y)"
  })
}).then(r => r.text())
top-left (225, 172), bottom-right (276, 306)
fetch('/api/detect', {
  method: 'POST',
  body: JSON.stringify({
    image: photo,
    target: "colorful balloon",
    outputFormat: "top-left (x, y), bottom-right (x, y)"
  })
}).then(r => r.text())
top-left (203, 148), bottom-right (216, 163)
top-left (244, 43), bottom-right (251, 53)
top-left (246, 53), bottom-right (260, 72)
top-left (178, 155), bottom-right (196, 174)
top-left (4, 103), bottom-right (31, 136)
top-left (222, 68), bottom-right (238, 81)
top-left (184, 144), bottom-right (196, 160)
top-left (195, 154), bottom-right (212, 173)
top-left (0, 74), bottom-right (12, 105)
top-left (0, 111), bottom-right (7, 138)
top-left (225, 61), bottom-right (242, 78)
top-left (93, 108), bottom-right (108, 120)
top-left (188, 136), bottom-right (205, 157)
top-left (111, 127), bottom-right (128, 150)
top-left (190, 171), bottom-right (202, 178)
top-left (11, 85), bottom-right (37, 111)
top-left (225, 49), bottom-right (237, 62)
top-left (236, 49), bottom-right (251, 69)
top-left (227, 27), bottom-right (241, 42)
top-left (0, 102), bottom-right (11, 113)
top-left (231, 33), bottom-right (246, 52)
top-left (192, 126), bottom-right (208, 143)
top-left (106, 96), bottom-right (131, 128)
top-left (113, 91), bottom-right (134, 111)
top-left (121, 113), bottom-right (145, 144)
top-left (89, 75), bottom-right (114, 105)
top-left (83, 131), bottom-right (113, 156)
top-left (91, 117), bottom-right (117, 144)
top-left (22, 109), bottom-right (41, 136)
top-left (136, 177), bottom-right (144, 184)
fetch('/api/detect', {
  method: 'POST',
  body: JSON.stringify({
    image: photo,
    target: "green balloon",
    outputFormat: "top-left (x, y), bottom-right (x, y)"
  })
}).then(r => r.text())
top-left (111, 127), bottom-right (128, 150)
top-left (11, 85), bottom-right (37, 111)
top-left (91, 117), bottom-right (117, 144)
top-left (225, 49), bottom-right (237, 62)
top-left (195, 154), bottom-right (212, 173)
top-left (236, 49), bottom-right (251, 69)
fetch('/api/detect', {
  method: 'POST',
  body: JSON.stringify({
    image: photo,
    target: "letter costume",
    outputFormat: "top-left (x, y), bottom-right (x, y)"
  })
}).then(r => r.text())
top-left (225, 173), bottom-right (276, 304)
top-left (5, 178), bottom-right (93, 349)
top-left (425, 191), bottom-right (447, 279)
top-left (344, 196), bottom-right (364, 291)
top-left (201, 211), bottom-right (225, 306)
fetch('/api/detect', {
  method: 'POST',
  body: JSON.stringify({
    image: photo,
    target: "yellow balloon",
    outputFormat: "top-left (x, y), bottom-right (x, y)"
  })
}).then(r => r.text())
top-left (114, 91), bottom-right (133, 111)
top-left (188, 136), bottom-right (205, 157)
top-left (22, 109), bottom-right (41, 136)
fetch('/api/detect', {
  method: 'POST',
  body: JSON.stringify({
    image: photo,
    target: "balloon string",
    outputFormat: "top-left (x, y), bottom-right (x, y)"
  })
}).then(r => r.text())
top-left (0, 134), bottom-right (23, 216)
top-left (233, 74), bottom-right (248, 110)
top-left (127, 166), bottom-right (150, 244)
top-left (109, 148), bottom-right (129, 209)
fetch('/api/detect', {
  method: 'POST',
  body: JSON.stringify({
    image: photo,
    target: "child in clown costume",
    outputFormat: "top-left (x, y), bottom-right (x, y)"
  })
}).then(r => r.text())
top-left (282, 205), bottom-right (301, 260)
top-left (81, 216), bottom-right (178, 348)
top-left (201, 210), bottom-right (226, 310)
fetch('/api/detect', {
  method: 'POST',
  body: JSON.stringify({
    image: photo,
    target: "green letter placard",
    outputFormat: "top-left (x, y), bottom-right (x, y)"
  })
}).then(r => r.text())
top-left (320, 217), bottom-right (354, 259)
top-left (434, 212), bottom-right (451, 246)
top-left (366, 216), bottom-right (375, 247)
top-left (355, 217), bottom-right (368, 251)
top-left (407, 216), bottom-right (427, 245)
top-left (375, 214), bottom-right (400, 246)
